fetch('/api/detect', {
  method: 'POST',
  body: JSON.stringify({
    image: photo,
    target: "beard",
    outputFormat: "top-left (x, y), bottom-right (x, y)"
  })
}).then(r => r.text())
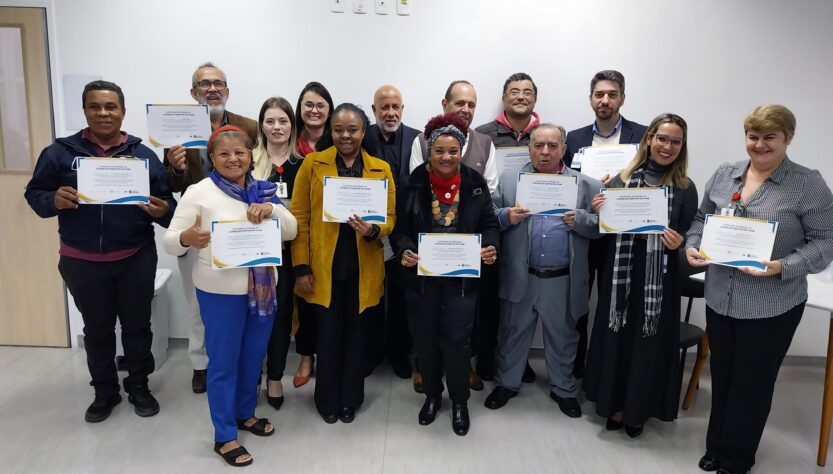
top-left (382, 120), bottom-right (400, 133)
top-left (208, 104), bottom-right (226, 118)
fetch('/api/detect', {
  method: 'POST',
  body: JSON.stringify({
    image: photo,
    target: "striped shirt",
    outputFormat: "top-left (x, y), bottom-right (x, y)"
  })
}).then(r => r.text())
top-left (686, 158), bottom-right (833, 319)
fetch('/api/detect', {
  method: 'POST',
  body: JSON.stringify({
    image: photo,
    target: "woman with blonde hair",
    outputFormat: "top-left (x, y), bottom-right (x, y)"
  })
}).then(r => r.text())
top-left (584, 113), bottom-right (699, 437)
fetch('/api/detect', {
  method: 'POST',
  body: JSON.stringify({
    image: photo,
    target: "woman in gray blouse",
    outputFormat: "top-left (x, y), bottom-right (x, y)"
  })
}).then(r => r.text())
top-left (686, 104), bottom-right (833, 474)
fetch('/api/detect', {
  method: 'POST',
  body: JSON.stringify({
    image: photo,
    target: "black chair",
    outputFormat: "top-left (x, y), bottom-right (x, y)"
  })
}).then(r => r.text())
top-left (677, 250), bottom-right (706, 409)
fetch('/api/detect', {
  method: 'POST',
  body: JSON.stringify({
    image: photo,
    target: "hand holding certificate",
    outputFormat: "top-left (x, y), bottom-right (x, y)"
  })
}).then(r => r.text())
top-left (76, 157), bottom-right (150, 204)
top-left (322, 177), bottom-right (388, 223)
top-left (515, 172), bottom-right (578, 216)
top-left (146, 104), bottom-right (212, 148)
top-left (417, 233), bottom-right (481, 278)
top-left (698, 214), bottom-right (778, 270)
top-left (598, 187), bottom-right (668, 234)
top-left (575, 144), bottom-right (639, 180)
top-left (211, 219), bottom-right (282, 270)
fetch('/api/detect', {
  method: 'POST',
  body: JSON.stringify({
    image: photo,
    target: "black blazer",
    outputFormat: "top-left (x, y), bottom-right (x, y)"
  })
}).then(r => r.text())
top-left (391, 164), bottom-right (500, 289)
top-left (564, 116), bottom-right (648, 168)
top-left (369, 123), bottom-right (420, 188)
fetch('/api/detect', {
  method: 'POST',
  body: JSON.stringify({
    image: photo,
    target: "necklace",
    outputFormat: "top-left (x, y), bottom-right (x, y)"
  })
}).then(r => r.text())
top-left (430, 189), bottom-right (460, 226)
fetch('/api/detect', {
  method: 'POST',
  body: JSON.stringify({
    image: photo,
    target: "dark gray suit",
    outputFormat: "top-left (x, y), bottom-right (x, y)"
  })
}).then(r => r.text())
top-left (492, 163), bottom-right (602, 395)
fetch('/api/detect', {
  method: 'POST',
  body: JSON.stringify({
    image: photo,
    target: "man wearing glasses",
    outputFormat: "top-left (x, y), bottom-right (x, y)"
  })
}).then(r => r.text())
top-left (476, 72), bottom-right (541, 148)
top-left (564, 70), bottom-right (648, 379)
top-left (164, 62), bottom-right (257, 394)
top-left (473, 72), bottom-right (542, 385)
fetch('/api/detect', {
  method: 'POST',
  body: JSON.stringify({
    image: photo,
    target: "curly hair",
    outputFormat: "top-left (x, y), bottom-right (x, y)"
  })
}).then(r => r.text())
top-left (424, 113), bottom-right (469, 137)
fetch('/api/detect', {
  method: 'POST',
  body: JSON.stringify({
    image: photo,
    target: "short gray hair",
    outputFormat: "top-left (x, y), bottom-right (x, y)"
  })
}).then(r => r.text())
top-left (530, 123), bottom-right (567, 144)
top-left (191, 62), bottom-right (226, 86)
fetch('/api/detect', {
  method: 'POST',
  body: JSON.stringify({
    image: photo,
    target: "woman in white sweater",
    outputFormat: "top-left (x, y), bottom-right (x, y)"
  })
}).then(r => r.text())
top-left (164, 125), bottom-right (296, 467)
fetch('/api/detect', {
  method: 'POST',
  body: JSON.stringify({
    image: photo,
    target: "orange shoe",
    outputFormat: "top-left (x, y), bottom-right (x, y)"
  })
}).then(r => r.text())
top-left (292, 373), bottom-right (310, 388)
top-left (469, 370), bottom-right (484, 391)
top-left (413, 372), bottom-right (424, 393)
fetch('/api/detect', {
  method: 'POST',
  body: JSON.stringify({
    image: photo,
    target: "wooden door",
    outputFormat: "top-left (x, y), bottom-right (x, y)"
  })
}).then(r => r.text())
top-left (0, 6), bottom-right (67, 347)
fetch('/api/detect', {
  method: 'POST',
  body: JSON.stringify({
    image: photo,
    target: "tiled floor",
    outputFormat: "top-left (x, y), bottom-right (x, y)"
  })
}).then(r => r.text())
top-left (0, 340), bottom-right (827, 473)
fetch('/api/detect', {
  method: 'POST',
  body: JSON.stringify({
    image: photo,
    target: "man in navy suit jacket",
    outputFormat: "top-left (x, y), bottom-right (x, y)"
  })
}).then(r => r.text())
top-left (366, 84), bottom-right (420, 379)
top-left (564, 70), bottom-right (648, 168)
top-left (564, 70), bottom-right (648, 378)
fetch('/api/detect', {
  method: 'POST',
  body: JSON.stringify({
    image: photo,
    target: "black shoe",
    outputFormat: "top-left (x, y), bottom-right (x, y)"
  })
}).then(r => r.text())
top-left (419, 396), bottom-right (442, 425)
top-left (716, 468), bottom-right (739, 474)
top-left (698, 454), bottom-right (720, 472)
top-left (85, 393), bottom-right (122, 423)
top-left (320, 411), bottom-right (339, 424)
top-left (484, 386), bottom-right (517, 410)
top-left (267, 394), bottom-right (284, 410)
top-left (339, 406), bottom-right (356, 423)
top-left (605, 417), bottom-right (624, 431)
top-left (192, 369), bottom-right (207, 394)
top-left (390, 357), bottom-right (412, 379)
top-left (451, 402), bottom-right (470, 436)
top-left (549, 392), bottom-right (581, 418)
top-left (625, 424), bottom-right (644, 438)
top-left (127, 387), bottom-right (160, 417)
top-left (522, 361), bottom-right (536, 383)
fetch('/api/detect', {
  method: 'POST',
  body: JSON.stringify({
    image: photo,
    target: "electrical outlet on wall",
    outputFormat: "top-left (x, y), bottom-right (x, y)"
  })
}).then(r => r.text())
top-left (330, 0), bottom-right (345, 13)
top-left (376, 0), bottom-right (392, 15)
top-left (354, 0), bottom-right (369, 14)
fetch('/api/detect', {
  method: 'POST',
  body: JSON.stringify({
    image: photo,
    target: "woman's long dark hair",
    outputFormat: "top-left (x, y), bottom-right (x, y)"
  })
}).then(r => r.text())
top-left (315, 103), bottom-right (380, 157)
top-left (294, 81), bottom-right (334, 141)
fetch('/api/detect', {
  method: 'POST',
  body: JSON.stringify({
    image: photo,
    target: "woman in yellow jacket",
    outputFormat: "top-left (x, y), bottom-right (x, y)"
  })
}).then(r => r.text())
top-left (290, 103), bottom-right (395, 424)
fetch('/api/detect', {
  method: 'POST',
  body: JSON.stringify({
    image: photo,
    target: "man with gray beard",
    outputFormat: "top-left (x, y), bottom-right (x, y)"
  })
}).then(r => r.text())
top-left (164, 62), bottom-right (257, 394)
top-left (365, 84), bottom-right (420, 379)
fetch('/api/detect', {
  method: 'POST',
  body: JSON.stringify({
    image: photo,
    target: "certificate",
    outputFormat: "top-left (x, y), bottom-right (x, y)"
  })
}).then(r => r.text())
top-left (322, 176), bottom-right (388, 223)
top-left (146, 104), bottom-right (212, 148)
top-left (515, 172), bottom-right (577, 216)
top-left (417, 233), bottom-right (481, 278)
top-left (698, 214), bottom-right (778, 270)
top-left (76, 157), bottom-right (150, 205)
top-left (576, 144), bottom-right (639, 180)
top-left (210, 219), bottom-right (283, 270)
top-left (495, 146), bottom-right (530, 176)
top-left (599, 187), bottom-right (668, 234)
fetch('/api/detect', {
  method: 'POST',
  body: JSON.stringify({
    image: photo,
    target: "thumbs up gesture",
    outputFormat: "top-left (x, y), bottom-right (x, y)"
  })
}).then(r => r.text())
top-left (179, 212), bottom-right (211, 249)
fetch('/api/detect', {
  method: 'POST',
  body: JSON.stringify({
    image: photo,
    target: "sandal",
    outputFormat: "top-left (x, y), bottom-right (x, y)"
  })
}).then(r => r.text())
top-left (237, 417), bottom-right (274, 437)
top-left (214, 442), bottom-right (253, 467)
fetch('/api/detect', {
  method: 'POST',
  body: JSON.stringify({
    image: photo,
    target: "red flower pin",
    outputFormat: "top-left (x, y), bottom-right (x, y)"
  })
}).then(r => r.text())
top-left (731, 192), bottom-right (741, 201)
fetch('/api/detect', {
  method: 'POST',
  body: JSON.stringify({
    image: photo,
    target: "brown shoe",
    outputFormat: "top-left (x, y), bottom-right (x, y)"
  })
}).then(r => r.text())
top-left (413, 372), bottom-right (424, 393)
top-left (469, 370), bottom-right (484, 391)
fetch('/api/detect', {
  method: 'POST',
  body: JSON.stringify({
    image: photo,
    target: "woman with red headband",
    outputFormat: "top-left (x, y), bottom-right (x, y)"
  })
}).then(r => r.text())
top-left (164, 126), bottom-right (297, 466)
top-left (391, 113), bottom-right (499, 436)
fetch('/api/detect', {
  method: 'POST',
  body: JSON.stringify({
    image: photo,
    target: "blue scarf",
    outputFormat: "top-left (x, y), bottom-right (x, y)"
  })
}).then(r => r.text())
top-left (210, 171), bottom-right (282, 320)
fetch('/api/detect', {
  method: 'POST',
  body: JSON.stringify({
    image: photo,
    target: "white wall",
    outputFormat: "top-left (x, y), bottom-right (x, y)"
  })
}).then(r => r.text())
top-left (13, 0), bottom-right (833, 355)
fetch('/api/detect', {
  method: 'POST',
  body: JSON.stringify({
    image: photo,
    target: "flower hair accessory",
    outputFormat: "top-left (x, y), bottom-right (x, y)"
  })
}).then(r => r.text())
top-left (426, 125), bottom-right (467, 150)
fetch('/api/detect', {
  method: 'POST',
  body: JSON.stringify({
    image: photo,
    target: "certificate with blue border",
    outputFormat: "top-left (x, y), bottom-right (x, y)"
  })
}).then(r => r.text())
top-left (211, 219), bottom-right (282, 270)
top-left (417, 233), bottom-right (481, 278)
top-left (76, 157), bottom-right (149, 205)
top-left (515, 172), bottom-right (578, 216)
top-left (322, 176), bottom-right (388, 224)
top-left (146, 104), bottom-right (211, 148)
top-left (599, 187), bottom-right (668, 234)
top-left (698, 214), bottom-right (778, 270)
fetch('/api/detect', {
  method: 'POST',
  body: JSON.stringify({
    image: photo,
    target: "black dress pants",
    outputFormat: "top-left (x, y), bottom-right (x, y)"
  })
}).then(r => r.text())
top-left (58, 244), bottom-right (157, 396)
top-left (406, 279), bottom-right (477, 403)
top-left (574, 238), bottom-right (606, 373)
top-left (312, 277), bottom-right (367, 416)
top-left (366, 259), bottom-right (412, 367)
top-left (266, 246), bottom-right (294, 380)
top-left (474, 266), bottom-right (499, 373)
top-left (705, 303), bottom-right (804, 473)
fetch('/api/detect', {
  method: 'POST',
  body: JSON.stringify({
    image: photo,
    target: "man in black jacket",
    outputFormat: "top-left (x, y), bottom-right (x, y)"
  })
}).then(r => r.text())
top-left (25, 80), bottom-right (175, 422)
top-left (564, 70), bottom-right (648, 377)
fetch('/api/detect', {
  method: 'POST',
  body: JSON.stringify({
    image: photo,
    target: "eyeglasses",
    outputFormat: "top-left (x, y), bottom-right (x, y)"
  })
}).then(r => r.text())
top-left (508, 88), bottom-right (535, 98)
top-left (193, 80), bottom-right (227, 91)
top-left (303, 101), bottom-right (329, 111)
top-left (653, 134), bottom-right (685, 147)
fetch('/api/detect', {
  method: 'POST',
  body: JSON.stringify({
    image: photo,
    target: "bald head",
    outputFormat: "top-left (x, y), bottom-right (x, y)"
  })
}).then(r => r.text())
top-left (372, 85), bottom-right (404, 136)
